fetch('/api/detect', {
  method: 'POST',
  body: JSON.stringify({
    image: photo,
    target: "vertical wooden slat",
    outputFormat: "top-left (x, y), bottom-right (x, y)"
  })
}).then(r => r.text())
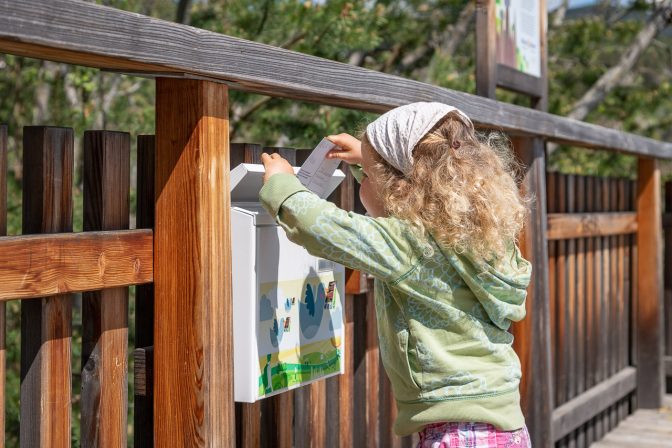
top-left (0, 124), bottom-right (6, 446)
top-left (617, 178), bottom-right (628, 424)
top-left (565, 173), bottom-right (576, 448)
top-left (608, 179), bottom-right (618, 430)
top-left (338, 165), bottom-right (356, 448)
top-left (511, 137), bottom-right (552, 447)
top-left (20, 126), bottom-right (73, 448)
top-left (585, 176), bottom-right (596, 446)
top-left (475, 0), bottom-right (496, 97)
top-left (154, 79), bottom-right (234, 446)
top-left (556, 174), bottom-right (567, 409)
top-left (81, 131), bottom-right (130, 447)
top-left (576, 175), bottom-right (586, 448)
top-left (547, 172), bottom-right (556, 409)
top-left (365, 277), bottom-right (379, 447)
top-left (636, 158), bottom-right (663, 408)
top-left (135, 134), bottom-right (155, 447)
top-left (664, 181), bottom-right (672, 361)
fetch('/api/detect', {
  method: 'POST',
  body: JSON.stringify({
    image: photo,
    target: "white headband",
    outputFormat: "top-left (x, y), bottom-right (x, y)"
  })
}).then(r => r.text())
top-left (365, 102), bottom-right (473, 175)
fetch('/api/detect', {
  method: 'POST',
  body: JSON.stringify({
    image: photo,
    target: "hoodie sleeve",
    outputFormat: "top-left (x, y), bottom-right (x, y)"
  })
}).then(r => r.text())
top-left (448, 244), bottom-right (531, 329)
top-left (259, 173), bottom-right (416, 283)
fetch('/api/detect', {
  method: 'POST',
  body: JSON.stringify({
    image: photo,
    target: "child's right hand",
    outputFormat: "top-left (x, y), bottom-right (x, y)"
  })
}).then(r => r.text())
top-left (326, 133), bottom-right (364, 165)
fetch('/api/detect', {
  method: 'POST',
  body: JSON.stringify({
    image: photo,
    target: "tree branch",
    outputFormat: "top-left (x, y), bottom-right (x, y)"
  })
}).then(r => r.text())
top-left (548, 0), bottom-right (672, 155)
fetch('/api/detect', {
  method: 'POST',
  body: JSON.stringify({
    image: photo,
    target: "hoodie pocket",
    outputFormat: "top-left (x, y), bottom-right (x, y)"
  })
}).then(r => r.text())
top-left (399, 329), bottom-right (422, 391)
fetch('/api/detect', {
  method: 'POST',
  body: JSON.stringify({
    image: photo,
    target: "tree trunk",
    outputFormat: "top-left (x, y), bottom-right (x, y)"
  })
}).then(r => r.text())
top-left (551, 0), bottom-right (569, 28)
top-left (548, 1), bottom-right (671, 155)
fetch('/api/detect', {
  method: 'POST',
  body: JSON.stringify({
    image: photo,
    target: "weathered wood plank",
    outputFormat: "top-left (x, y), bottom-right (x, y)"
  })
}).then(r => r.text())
top-left (547, 212), bottom-right (638, 240)
top-left (338, 165), bottom-right (356, 448)
top-left (20, 126), bottom-right (73, 448)
top-left (636, 158), bottom-right (664, 408)
top-left (552, 367), bottom-right (637, 441)
top-left (1, 1), bottom-right (672, 157)
top-left (0, 124), bottom-right (6, 445)
top-left (81, 130), bottom-right (130, 448)
top-left (510, 138), bottom-right (553, 447)
top-left (134, 134), bottom-right (155, 448)
top-left (575, 175), bottom-right (586, 448)
top-left (365, 277), bottom-right (379, 447)
top-left (0, 230), bottom-right (152, 300)
top-left (154, 79), bottom-right (234, 446)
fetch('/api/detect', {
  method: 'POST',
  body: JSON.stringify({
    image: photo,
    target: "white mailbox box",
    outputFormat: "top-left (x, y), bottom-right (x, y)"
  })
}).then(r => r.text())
top-left (230, 163), bottom-right (346, 402)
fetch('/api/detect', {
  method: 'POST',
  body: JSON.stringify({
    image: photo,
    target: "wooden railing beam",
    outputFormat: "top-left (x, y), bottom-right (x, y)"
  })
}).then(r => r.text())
top-left (1, 0), bottom-right (672, 158)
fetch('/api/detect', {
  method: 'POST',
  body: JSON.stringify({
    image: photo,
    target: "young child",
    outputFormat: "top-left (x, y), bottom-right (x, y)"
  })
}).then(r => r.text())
top-left (259, 102), bottom-right (532, 448)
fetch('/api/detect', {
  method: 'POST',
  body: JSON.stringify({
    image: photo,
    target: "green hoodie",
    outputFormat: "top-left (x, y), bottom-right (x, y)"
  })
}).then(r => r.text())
top-left (259, 173), bottom-right (532, 436)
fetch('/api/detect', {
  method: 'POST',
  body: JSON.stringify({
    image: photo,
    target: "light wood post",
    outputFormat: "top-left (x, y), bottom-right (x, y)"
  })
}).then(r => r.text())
top-left (154, 79), bottom-right (234, 446)
top-left (636, 157), bottom-right (663, 408)
top-left (511, 137), bottom-right (553, 446)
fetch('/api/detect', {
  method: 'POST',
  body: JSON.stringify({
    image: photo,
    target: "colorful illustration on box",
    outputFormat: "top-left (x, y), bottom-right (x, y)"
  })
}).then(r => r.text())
top-left (257, 273), bottom-right (344, 397)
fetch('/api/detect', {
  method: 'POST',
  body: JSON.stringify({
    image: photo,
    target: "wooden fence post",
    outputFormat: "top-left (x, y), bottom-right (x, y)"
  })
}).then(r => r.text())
top-left (0, 124), bottom-right (6, 444)
top-left (81, 130), bottom-right (130, 447)
top-left (154, 79), bottom-right (234, 446)
top-left (20, 126), bottom-right (73, 448)
top-left (135, 134), bottom-right (156, 447)
top-left (636, 157), bottom-right (663, 408)
top-left (511, 137), bottom-right (553, 446)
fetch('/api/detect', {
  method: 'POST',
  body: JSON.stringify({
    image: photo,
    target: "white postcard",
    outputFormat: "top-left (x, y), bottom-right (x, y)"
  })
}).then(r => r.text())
top-left (297, 138), bottom-right (341, 198)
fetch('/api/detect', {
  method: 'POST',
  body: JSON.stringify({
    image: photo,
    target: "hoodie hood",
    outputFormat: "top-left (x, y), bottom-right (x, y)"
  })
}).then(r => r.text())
top-left (448, 244), bottom-right (531, 330)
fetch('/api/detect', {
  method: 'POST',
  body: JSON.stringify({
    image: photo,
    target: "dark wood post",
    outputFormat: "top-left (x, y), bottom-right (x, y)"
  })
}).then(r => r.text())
top-left (511, 137), bottom-right (553, 446)
top-left (636, 157), bottom-right (663, 408)
top-left (81, 130), bottom-right (131, 447)
top-left (20, 126), bottom-right (73, 448)
top-left (135, 134), bottom-right (155, 447)
top-left (475, 0), bottom-right (496, 98)
top-left (0, 124), bottom-right (7, 443)
top-left (154, 79), bottom-right (234, 446)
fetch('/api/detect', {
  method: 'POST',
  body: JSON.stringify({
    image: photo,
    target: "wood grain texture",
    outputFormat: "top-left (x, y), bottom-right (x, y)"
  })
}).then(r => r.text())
top-left (135, 135), bottom-right (155, 448)
top-left (636, 158), bottom-right (664, 409)
top-left (365, 277), bottom-right (379, 447)
top-left (20, 126), bottom-right (73, 448)
top-left (0, 124), bottom-right (6, 445)
top-left (154, 78), bottom-right (234, 447)
top-left (475, 0), bottom-right (496, 98)
top-left (134, 347), bottom-right (153, 397)
top-left (0, 230), bottom-right (152, 301)
top-left (547, 212), bottom-right (638, 240)
top-left (552, 367), bottom-right (637, 441)
top-left (1, 1), bottom-right (671, 157)
top-left (510, 137), bottom-right (553, 447)
top-left (338, 165), bottom-right (355, 448)
top-left (665, 183), bottom-right (672, 367)
top-left (81, 130), bottom-right (130, 448)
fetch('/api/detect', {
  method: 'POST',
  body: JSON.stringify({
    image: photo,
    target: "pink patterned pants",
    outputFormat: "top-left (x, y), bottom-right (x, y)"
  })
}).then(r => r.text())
top-left (417, 422), bottom-right (531, 448)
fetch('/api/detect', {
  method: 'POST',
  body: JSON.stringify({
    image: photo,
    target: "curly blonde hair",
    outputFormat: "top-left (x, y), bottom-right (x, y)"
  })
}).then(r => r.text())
top-left (365, 111), bottom-right (529, 262)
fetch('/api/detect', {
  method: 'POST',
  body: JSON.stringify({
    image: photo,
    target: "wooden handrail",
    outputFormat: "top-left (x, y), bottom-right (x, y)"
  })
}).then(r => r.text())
top-left (1, 0), bottom-right (671, 158)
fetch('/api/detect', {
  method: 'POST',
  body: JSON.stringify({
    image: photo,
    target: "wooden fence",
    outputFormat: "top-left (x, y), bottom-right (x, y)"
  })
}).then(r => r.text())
top-left (0, 1), bottom-right (671, 447)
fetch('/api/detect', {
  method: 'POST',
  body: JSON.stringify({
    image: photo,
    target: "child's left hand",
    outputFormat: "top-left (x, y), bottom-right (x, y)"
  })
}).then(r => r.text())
top-left (261, 152), bottom-right (294, 183)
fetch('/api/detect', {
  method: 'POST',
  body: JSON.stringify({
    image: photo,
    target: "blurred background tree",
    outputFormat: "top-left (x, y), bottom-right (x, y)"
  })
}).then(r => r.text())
top-left (0, 0), bottom-right (670, 445)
